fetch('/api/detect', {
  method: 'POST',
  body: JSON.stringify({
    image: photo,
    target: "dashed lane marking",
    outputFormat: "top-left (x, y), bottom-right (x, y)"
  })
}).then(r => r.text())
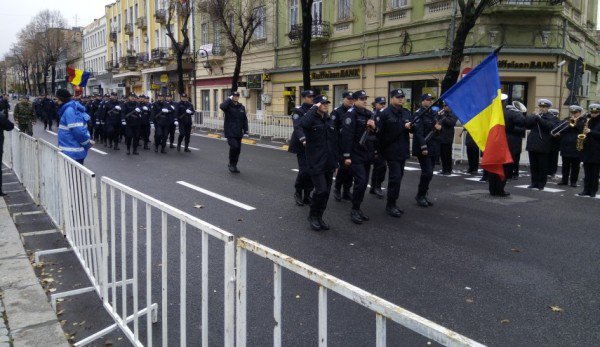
top-left (514, 185), bottom-right (565, 193)
top-left (404, 167), bottom-right (420, 171)
top-left (465, 177), bottom-right (486, 182)
top-left (176, 181), bottom-right (256, 211)
top-left (434, 171), bottom-right (462, 177)
top-left (45, 130), bottom-right (108, 155)
top-left (46, 130), bottom-right (58, 135)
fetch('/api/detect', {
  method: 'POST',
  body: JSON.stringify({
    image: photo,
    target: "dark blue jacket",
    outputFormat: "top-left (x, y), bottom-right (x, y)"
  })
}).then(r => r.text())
top-left (288, 103), bottom-right (313, 154)
top-left (342, 106), bottom-right (373, 164)
top-left (376, 104), bottom-right (412, 161)
top-left (301, 105), bottom-right (338, 174)
top-left (220, 98), bottom-right (248, 138)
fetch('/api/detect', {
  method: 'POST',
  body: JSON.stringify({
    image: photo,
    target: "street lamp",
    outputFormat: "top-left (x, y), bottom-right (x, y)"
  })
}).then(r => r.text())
top-left (191, 48), bottom-right (211, 108)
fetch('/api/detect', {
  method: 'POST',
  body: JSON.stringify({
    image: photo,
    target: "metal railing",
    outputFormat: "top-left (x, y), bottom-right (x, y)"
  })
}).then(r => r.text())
top-left (2, 127), bottom-right (14, 169)
top-left (136, 16), bottom-right (147, 29)
top-left (236, 238), bottom-right (486, 347)
top-left (194, 111), bottom-right (292, 141)
top-left (17, 132), bottom-right (39, 204)
top-left (151, 47), bottom-right (171, 61)
top-left (288, 20), bottom-right (331, 42)
top-left (37, 139), bottom-right (64, 229)
top-left (124, 23), bottom-right (134, 36)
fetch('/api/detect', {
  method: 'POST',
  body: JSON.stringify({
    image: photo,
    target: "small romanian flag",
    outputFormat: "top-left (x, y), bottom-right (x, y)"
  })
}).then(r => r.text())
top-left (440, 50), bottom-right (513, 180)
top-left (67, 67), bottom-right (91, 87)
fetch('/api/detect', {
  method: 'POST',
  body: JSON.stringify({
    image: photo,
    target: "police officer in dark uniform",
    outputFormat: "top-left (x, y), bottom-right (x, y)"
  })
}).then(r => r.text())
top-left (524, 99), bottom-right (560, 190)
top-left (301, 95), bottom-right (338, 231)
top-left (289, 90), bottom-right (315, 206)
top-left (220, 91), bottom-right (248, 173)
top-left (579, 104), bottom-right (600, 197)
top-left (505, 102), bottom-right (526, 179)
top-left (138, 95), bottom-right (152, 150)
top-left (105, 92), bottom-right (123, 150)
top-left (548, 108), bottom-right (561, 178)
top-left (342, 90), bottom-right (376, 224)
top-left (413, 93), bottom-right (439, 207)
top-left (369, 97), bottom-right (387, 199)
top-left (557, 105), bottom-right (585, 187)
top-left (152, 94), bottom-right (170, 153)
top-left (165, 94), bottom-right (178, 148)
top-left (122, 94), bottom-right (141, 155)
top-left (177, 93), bottom-right (195, 152)
top-left (376, 89), bottom-right (412, 217)
top-left (464, 130), bottom-right (479, 174)
top-left (332, 91), bottom-right (354, 202)
top-left (41, 95), bottom-right (56, 131)
top-left (437, 102), bottom-right (458, 175)
top-left (94, 94), bottom-right (108, 144)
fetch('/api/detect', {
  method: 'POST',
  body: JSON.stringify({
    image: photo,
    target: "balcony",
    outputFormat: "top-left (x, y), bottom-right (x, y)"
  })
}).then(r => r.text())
top-left (137, 52), bottom-right (150, 65)
top-left (496, 0), bottom-right (563, 4)
top-left (120, 55), bottom-right (138, 70)
top-left (136, 16), bottom-right (147, 29)
top-left (288, 21), bottom-right (331, 43)
top-left (490, 0), bottom-right (564, 14)
top-left (124, 23), bottom-right (134, 36)
top-left (155, 9), bottom-right (167, 24)
top-left (151, 47), bottom-right (171, 62)
top-left (105, 60), bottom-right (119, 72)
top-left (109, 32), bottom-right (117, 42)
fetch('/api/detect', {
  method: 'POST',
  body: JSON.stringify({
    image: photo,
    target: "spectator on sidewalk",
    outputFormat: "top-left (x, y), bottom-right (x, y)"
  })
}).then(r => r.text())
top-left (0, 94), bottom-right (10, 117)
top-left (56, 89), bottom-right (92, 165)
top-left (0, 112), bottom-right (15, 196)
top-left (13, 95), bottom-right (36, 136)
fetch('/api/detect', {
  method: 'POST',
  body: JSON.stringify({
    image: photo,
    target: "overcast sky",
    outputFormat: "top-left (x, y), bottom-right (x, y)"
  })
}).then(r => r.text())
top-left (1, 1), bottom-right (600, 58)
top-left (0, 0), bottom-right (111, 58)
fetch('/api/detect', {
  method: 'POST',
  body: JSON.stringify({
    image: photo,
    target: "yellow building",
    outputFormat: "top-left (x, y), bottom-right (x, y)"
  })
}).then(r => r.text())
top-left (105, 0), bottom-right (193, 98)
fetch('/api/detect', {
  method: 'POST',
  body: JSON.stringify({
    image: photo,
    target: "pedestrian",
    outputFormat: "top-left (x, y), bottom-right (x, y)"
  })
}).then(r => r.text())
top-left (524, 99), bottom-right (560, 190)
top-left (13, 95), bottom-right (36, 136)
top-left (579, 104), bottom-right (600, 197)
top-left (289, 90), bottom-right (315, 206)
top-left (56, 89), bottom-right (92, 165)
top-left (42, 95), bottom-right (56, 131)
top-left (464, 130), bottom-right (479, 174)
top-left (376, 89), bottom-right (412, 217)
top-left (557, 105), bottom-right (585, 187)
top-left (176, 93), bottom-right (195, 152)
top-left (301, 95), bottom-right (338, 231)
top-left (412, 93), bottom-right (439, 207)
top-left (0, 111), bottom-right (15, 196)
top-left (332, 91), bottom-right (354, 202)
top-left (165, 93), bottom-right (178, 148)
top-left (0, 94), bottom-right (10, 118)
top-left (139, 95), bottom-right (152, 150)
top-left (437, 101), bottom-right (458, 175)
top-left (105, 92), bottom-right (122, 150)
top-left (220, 91), bottom-right (248, 173)
top-left (369, 97), bottom-right (387, 199)
top-left (342, 90), bottom-right (376, 224)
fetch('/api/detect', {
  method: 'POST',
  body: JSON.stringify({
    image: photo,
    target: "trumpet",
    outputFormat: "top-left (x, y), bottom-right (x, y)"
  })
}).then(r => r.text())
top-left (576, 117), bottom-right (590, 151)
top-left (512, 100), bottom-right (527, 113)
top-left (550, 117), bottom-right (577, 136)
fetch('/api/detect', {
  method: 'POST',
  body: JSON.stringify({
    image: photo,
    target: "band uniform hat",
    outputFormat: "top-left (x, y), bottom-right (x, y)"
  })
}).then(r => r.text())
top-left (501, 93), bottom-right (509, 101)
top-left (569, 105), bottom-right (583, 113)
top-left (180, 93), bottom-right (188, 98)
top-left (537, 98), bottom-right (553, 107)
top-left (314, 95), bottom-right (331, 104)
top-left (301, 90), bottom-right (316, 98)
top-left (352, 90), bottom-right (368, 99)
top-left (390, 89), bottom-right (405, 98)
top-left (589, 103), bottom-right (600, 112)
top-left (549, 108), bottom-right (559, 116)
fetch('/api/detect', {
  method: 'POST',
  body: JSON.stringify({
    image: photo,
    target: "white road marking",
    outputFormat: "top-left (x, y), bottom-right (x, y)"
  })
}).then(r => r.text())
top-left (187, 146), bottom-right (200, 151)
top-left (514, 185), bottom-right (565, 193)
top-left (291, 169), bottom-right (299, 172)
top-left (404, 167), bottom-right (420, 171)
top-left (574, 193), bottom-right (600, 200)
top-left (47, 130), bottom-right (58, 136)
top-left (465, 177), bottom-right (486, 182)
top-left (434, 171), bottom-right (462, 177)
top-left (176, 181), bottom-right (256, 211)
top-left (43, 130), bottom-right (107, 155)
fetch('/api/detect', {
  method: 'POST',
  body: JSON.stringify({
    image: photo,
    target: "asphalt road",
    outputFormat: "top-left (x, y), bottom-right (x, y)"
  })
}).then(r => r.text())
top-left (7, 118), bottom-right (600, 346)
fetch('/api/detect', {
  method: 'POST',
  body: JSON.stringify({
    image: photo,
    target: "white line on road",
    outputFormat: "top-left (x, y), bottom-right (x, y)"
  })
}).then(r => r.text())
top-left (46, 130), bottom-right (57, 135)
top-left (176, 181), bottom-right (256, 211)
top-left (404, 167), bottom-right (420, 171)
top-left (464, 177), bottom-right (486, 182)
top-left (574, 193), bottom-right (600, 200)
top-left (44, 130), bottom-right (107, 155)
top-left (514, 185), bottom-right (565, 193)
top-left (291, 169), bottom-right (299, 172)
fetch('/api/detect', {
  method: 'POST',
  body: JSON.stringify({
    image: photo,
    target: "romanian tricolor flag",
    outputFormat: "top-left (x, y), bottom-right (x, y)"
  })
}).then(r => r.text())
top-left (440, 50), bottom-right (513, 180)
top-left (67, 67), bottom-right (91, 88)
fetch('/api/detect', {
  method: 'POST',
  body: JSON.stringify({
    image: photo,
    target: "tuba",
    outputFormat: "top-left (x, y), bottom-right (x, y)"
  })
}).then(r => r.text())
top-left (512, 101), bottom-right (527, 114)
top-left (576, 117), bottom-right (590, 151)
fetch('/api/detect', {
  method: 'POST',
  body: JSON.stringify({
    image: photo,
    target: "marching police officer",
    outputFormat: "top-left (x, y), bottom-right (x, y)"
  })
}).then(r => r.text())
top-left (220, 91), bottom-right (248, 173)
top-left (177, 93), bottom-right (195, 152)
top-left (437, 101), bottom-right (458, 175)
top-left (139, 95), bottom-right (152, 150)
top-left (524, 99), bottom-right (560, 190)
top-left (579, 104), bottom-right (600, 197)
top-left (165, 93), bottom-right (178, 148)
top-left (557, 105), bottom-right (585, 187)
top-left (105, 92), bottom-right (123, 150)
top-left (122, 94), bottom-right (141, 155)
top-left (289, 90), bottom-right (315, 206)
top-left (342, 90), bottom-right (376, 224)
top-left (152, 93), bottom-right (170, 153)
top-left (376, 89), bottom-right (412, 217)
top-left (505, 102), bottom-right (526, 179)
top-left (412, 93), bottom-right (439, 207)
top-left (369, 97), bottom-right (387, 199)
top-left (332, 91), bottom-right (354, 202)
top-left (301, 95), bottom-right (338, 231)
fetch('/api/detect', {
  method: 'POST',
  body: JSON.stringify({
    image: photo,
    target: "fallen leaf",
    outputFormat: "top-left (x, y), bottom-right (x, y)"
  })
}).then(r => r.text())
top-left (466, 298), bottom-right (474, 304)
top-left (48, 288), bottom-right (57, 293)
top-left (411, 266), bottom-right (417, 270)
top-left (295, 294), bottom-right (301, 299)
top-left (60, 320), bottom-right (67, 326)
top-left (56, 309), bottom-right (64, 316)
top-left (465, 287), bottom-right (472, 291)
top-left (194, 204), bottom-right (204, 209)
top-left (500, 319), bottom-right (510, 324)
top-left (511, 248), bottom-right (521, 253)
top-left (73, 322), bottom-right (78, 326)
top-left (549, 305), bottom-right (563, 312)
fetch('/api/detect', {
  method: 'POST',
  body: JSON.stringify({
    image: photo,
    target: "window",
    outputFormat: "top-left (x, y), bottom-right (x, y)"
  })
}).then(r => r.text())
top-left (391, 0), bottom-right (408, 8)
top-left (289, 0), bottom-right (298, 27)
top-left (256, 91), bottom-right (263, 111)
top-left (155, 29), bottom-right (160, 48)
top-left (333, 85), bottom-right (348, 106)
top-left (228, 14), bottom-right (235, 37)
top-left (201, 23), bottom-right (208, 45)
top-left (213, 89), bottom-right (219, 113)
top-left (337, 0), bottom-right (351, 21)
top-left (118, 14), bottom-right (122, 32)
top-left (201, 90), bottom-right (210, 111)
top-left (253, 6), bottom-right (266, 39)
top-left (213, 21), bottom-right (221, 46)
top-left (312, 0), bottom-right (323, 22)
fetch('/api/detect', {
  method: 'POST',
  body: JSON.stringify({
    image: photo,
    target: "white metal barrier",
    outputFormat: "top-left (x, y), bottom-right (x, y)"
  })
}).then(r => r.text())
top-left (1, 128), bottom-right (13, 169)
top-left (95, 176), bottom-right (236, 347)
top-left (10, 128), bottom-right (22, 181)
top-left (18, 132), bottom-right (40, 204)
top-left (236, 238), bottom-right (486, 347)
top-left (37, 139), bottom-right (64, 230)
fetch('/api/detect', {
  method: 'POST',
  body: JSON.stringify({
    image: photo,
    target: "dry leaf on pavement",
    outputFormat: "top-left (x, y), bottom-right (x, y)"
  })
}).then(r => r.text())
top-left (549, 305), bottom-right (563, 312)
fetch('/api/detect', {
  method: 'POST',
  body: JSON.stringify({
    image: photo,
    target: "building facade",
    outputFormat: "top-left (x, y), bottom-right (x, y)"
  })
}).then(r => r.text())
top-left (53, 27), bottom-right (83, 94)
top-left (105, 0), bottom-right (194, 98)
top-left (83, 16), bottom-right (112, 95)
top-left (193, 0), bottom-right (599, 118)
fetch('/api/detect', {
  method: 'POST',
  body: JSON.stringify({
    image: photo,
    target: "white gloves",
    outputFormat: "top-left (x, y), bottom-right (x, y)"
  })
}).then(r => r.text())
top-left (161, 108), bottom-right (169, 113)
top-left (142, 106), bottom-right (148, 111)
top-left (115, 105), bottom-right (122, 111)
top-left (174, 121), bottom-right (179, 126)
top-left (170, 105), bottom-right (175, 110)
top-left (186, 109), bottom-right (193, 115)
top-left (121, 121), bottom-right (126, 125)
top-left (135, 107), bottom-right (141, 113)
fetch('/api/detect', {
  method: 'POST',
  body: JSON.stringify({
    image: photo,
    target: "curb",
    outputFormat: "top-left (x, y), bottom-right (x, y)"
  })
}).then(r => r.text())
top-left (0, 198), bottom-right (69, 347)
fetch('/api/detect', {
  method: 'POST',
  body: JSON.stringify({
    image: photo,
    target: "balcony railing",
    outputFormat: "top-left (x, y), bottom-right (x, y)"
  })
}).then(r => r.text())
top-left (120, 55), bottom-right (138, 70)
top-left (155, 9), bottom-right (167, 24)
top-left (288, 21), bottom-right (331, 42)
top-left (136, 16), bottom-right (147, 29)
top-left (109, 32), bottom-right (117, 42)
top-left (151, 47), bottom-right (171, 61)
top-left (105, 60), bottom-right (119, 71)
top-left (124, 23), bottom-right (134, 36)
top-left (496, 0), bottom-right (563, 5)
top-left (137, 52), bottom-right (150, 64)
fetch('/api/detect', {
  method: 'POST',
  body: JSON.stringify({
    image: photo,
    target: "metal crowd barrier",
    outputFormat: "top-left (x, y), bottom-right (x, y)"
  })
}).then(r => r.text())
top-left (96, 177), bottom-right (235, 347)
top-left (18, 133), bottom-right (40, 204)
top-left (235, 238), bottom-right (485, 347)
top-left (1, 128), bottom-right (13, 169)
top-left (37, 139), bottom-right (64, 230)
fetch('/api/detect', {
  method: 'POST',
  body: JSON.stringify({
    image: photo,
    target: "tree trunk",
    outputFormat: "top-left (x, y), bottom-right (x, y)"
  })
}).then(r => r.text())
top-left (301, 1), bottom-right (313, 90)
top-left (176, 51), bottom-right (185, 96)
top-left (441, 18), bottom-right (476, 94)
top-left (43, 66), bottom-right (48, 95)
top-left (51, 64), bottom-right (56, 94)
top-left (231, 53), bottom-right (242, 92)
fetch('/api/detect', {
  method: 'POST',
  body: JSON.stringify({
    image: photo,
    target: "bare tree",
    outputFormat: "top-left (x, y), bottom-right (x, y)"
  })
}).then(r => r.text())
top-left (203, 0), bottom-right (265, 91)
top-left (441, 0), bottom-right (498, 93)
top-left (164, 0), bottom-right (192, 96)
top-left (31, 10), bottom-right (68, 94)
top-left (300, 0), bottom-right (313, 90)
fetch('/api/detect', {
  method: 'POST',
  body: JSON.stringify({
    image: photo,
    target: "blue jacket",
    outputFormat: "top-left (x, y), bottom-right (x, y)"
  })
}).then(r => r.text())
top-left (58, 100), bottom-right (91, 160)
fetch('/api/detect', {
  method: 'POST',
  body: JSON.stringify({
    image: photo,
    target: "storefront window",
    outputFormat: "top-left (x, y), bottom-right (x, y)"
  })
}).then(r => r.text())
top-left (333, 84), bottom-right (348, 106)
top-left (213, 89), bottom-right (219, 113)
top-left (285, 87), bottom-right (297, 115)
top-left (201, 90), bottom-right (210, 112)
top-left (501, 82), bottom-right (528, 106)
top-left (389, 80), bottom-right (438, 112)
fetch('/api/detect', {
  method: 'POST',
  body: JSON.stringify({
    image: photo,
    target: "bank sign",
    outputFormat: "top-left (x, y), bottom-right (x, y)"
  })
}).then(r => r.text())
top-left (311, 68), bottom-right (360, 80)
top-left (498, 60), bottom-right (555, 70)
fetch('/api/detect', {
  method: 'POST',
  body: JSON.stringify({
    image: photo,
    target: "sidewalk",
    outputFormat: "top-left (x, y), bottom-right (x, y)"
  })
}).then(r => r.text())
top-left (0, 197), bottom-right (69, 347)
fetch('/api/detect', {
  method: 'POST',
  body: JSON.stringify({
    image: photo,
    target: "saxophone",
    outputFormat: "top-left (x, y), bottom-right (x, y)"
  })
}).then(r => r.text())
top-left (576, 117), bottom-right (590, 151)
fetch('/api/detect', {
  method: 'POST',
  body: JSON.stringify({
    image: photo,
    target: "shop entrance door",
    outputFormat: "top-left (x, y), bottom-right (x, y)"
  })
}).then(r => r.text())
top-left (501, 82), bottom-right (528, 106)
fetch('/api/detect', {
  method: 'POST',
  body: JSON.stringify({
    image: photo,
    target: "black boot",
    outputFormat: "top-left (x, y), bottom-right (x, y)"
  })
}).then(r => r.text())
top-left (317, 217), bottom-right (330, 230)
top-left (184, 148), bottom-right (191, 153)
top-left (294, 192), bottom-right (304, 206)
top-left (415, 196), bottom-right (429, 207)
top-left (169, 143), bottom-right (176, 149)
top-left (350, 209), bottom-right (363, 224)
top-left (333, 188), bottom-right (342, 202)
top-left (177, 143), bottom-right (181, 151)
top-left (133, 149), bottom-right (139, 155)
top-left (385, 205), bottom-right (403, 218)
top-left (308, 216), bottom-right (321, 231)
top-left (373, 188), bottom-right (384, 199)
top-left (126, 150), bottom-right (131, 155)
